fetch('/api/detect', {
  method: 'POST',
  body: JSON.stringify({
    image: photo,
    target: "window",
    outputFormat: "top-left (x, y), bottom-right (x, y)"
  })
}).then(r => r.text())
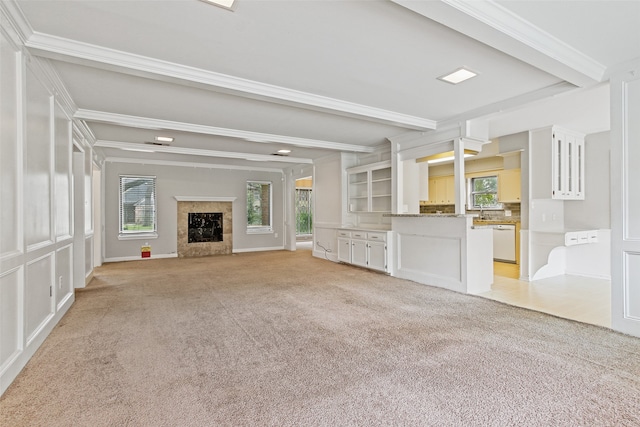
top-left (247, 181), bottom-right (272, 233)
top-left (119, 175), bottom-right (157, 237)
top-left (469, 175), bottom-right (499, 208)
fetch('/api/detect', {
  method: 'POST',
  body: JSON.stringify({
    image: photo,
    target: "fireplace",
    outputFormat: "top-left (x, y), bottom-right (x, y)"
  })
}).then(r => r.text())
top-left (188, 212), bottom-right (223, 243)
top-left (175, 197), bottom-right (235, 258)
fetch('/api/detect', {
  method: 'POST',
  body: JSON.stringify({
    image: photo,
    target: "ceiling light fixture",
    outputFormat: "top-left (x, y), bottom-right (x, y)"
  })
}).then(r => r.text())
top-left (155, 136), bottom-right (174, 143)
top-left (277, 149), bottom-right (291, 154)
top-left (438, 67), bottom-right (478, 85)
top-left (199, 0), bottom-right (235, 10)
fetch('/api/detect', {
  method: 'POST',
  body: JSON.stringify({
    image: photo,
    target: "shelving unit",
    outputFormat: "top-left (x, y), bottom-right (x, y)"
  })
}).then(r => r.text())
top-left (347, 160), bottom-right (392, 213)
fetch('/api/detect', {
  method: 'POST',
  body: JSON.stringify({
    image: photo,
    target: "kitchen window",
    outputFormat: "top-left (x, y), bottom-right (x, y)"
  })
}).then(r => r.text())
top-left (469, 175), bottom-right (500, 209)
top-left (247, 181), bottom-right (272, 233)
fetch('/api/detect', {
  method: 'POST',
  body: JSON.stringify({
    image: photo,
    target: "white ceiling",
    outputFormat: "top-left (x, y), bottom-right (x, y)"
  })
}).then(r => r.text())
top-left (7, 0), bottom-right (639, 170)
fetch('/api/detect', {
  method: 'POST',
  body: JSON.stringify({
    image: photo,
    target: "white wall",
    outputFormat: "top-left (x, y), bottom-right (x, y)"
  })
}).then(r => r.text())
top-left (312, 154), bottom-right (343, 260)
top-left (0, 28), bottom-right (89, 394)
top-left (400, 159), bottom-right (419, 214)
top-left (564, 131), bottom-right (611, 229)
top-left (526, 129), bottom-right (611, 280)
top-left (103, 162), bottom-right (285, 261)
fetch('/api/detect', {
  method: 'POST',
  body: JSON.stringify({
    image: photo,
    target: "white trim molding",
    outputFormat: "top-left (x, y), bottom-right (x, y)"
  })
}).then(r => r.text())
top-left (174, 196), bottom-right (237, 202)
top-left (80, 110), bottom-right (373, 154)
top-left (392, 0), bottom-right (605, 86)
top-left (104, 253), bottom-right (179, 263)
top-left (233, 246), bottom-right (285, 253)
top-left (26, 32), bottom-right (437, 131)
top-left (105, 157), bottom-right (284, 173)
top-left (95, 140), bottom-right (314, 165)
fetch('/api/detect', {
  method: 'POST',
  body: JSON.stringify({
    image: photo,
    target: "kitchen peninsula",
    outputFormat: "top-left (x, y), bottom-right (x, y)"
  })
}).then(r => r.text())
top-left (386, 214), bottom-right (493, 294)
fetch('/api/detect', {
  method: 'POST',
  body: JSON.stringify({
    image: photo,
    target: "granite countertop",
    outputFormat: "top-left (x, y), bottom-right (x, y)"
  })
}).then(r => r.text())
top-left (384, 213), bottom-right (474, 218)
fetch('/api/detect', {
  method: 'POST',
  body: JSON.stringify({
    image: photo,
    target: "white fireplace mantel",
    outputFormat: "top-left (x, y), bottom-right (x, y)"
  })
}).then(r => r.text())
top-left (174, 196), bottom-right (237, 202)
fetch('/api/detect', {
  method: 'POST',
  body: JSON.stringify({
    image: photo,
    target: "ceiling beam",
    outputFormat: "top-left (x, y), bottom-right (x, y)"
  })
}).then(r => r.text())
top-left (76, 109), bottom-right (376, 153)
top-left (104, 157), bottom-right (284, 173)
top-left (95, 140), bottom-right (314, 164)
top-left (27, 32), bottom-right (437, 131)
top-left (392, 0), bottom-right (605, 86)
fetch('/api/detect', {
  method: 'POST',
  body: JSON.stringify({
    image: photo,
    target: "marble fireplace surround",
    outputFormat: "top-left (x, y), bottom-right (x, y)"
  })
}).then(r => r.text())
top-left (175, 196), bottom-right (236, 258)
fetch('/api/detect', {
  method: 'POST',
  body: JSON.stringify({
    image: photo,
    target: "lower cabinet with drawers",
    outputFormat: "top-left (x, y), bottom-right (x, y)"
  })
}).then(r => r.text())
top-left (337, 229), bottom-right (391, 273)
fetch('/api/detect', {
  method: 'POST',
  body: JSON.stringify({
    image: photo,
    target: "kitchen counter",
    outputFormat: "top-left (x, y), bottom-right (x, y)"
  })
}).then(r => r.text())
top-left (389, 214), bottom-right (493, 294)
top-left (384, 213), bottom-right (474, 218)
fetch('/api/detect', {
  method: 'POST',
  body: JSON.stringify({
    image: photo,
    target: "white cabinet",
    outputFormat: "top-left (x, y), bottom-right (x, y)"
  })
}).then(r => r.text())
top-left (347, 161), bottom-right (392, 213)
top-left (367, 240), bottom-right (387, 271)
top-left (552, 128), bottom-right (585, 199)
top-left (337, 229), bottom-right (390, 273)
top-left (350, 231), bottom-right (368, 267)
top-left (337, 230), bottom-right (352, 263)
top-left (531, 126), bottom-right (585, 200)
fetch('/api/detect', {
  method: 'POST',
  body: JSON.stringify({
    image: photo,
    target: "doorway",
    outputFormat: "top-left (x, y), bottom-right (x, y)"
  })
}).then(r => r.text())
top-left (295, 177), bottom-right (312, 241)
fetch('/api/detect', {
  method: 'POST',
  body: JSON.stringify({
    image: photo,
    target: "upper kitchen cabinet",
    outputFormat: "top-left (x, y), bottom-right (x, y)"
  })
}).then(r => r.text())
top-left (553, 129), bottom-right (585, 199)
top-left (347, 160), bottom-right (392, 213)
top-left (425, 175), bottom-right (455, 205)
top-left (498, 169), bottom-right (521, 203)
top-left (530, 126), bottom-right (585, 200)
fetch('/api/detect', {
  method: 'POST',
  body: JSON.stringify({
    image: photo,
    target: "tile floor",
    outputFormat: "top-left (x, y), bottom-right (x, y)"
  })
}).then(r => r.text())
top-left (479, 262), bottom-right (611, 328)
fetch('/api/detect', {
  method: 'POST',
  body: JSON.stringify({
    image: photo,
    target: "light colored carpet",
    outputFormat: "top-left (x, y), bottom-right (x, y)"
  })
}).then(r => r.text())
top-left (1, 249), bottom-right (639, 426)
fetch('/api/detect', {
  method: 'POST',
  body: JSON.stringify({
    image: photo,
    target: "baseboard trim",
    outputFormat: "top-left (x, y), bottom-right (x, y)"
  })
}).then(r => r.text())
top-left (104, 253), bottom-right (179, 263)
top-left (233, 246), bottom-right (285, 253)
top-left (1, 294), bottom-right (74, 396)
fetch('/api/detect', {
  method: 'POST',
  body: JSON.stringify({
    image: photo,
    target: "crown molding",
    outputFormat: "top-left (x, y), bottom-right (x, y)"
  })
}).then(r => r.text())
top-left (31, 57), bottom-right (77, 119)
top-left (104, 157), bottom-right (284, 173)
top-left (77, 109), bottom-right (374, 154)
top-left (95, 140), bottom-right (314, 164)
top-left (393, 0), bottom-right (605, 86)
top-left (445, 0), bottom-right (606, 80)
top-left (0, 0), bottom-right (33, 47)
top-left (25, 32), bottom-right (437, 131)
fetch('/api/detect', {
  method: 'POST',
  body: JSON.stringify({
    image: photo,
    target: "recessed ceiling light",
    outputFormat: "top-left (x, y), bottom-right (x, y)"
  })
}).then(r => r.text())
top-left (277, 149), bottom-right (291, 154)
top-left (199, 0), bottom-right (235, 10)
top-left (155, 136), bottom-right (174, 143)
top-left (438, 67), bottom-right (478, 85)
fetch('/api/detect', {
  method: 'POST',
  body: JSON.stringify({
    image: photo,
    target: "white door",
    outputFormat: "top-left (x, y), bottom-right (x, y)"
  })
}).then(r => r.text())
top-left (611, 66), bottom-right (640, 337)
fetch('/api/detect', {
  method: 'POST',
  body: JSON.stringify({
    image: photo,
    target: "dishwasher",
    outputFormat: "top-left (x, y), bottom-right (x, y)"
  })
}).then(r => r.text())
top-left (492, 224), bottom-right (516, 263)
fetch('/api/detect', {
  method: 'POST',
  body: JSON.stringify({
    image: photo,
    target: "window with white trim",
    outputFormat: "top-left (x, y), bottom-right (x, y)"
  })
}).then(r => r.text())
top-left (469, 175), bottom-right (500, 208)
top-left (247, 181), bottom-right (272, 233)
top-left (119, 175), bottom-right (157, 236)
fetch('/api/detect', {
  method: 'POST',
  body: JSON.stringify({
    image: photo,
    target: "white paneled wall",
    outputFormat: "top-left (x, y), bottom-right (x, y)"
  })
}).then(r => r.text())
top-left (24, 67), bottom-right (53, 249)
top-left (0, 22), bottom-right (94, 394)
top-left (54, 102), bottom-right (72, 240)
